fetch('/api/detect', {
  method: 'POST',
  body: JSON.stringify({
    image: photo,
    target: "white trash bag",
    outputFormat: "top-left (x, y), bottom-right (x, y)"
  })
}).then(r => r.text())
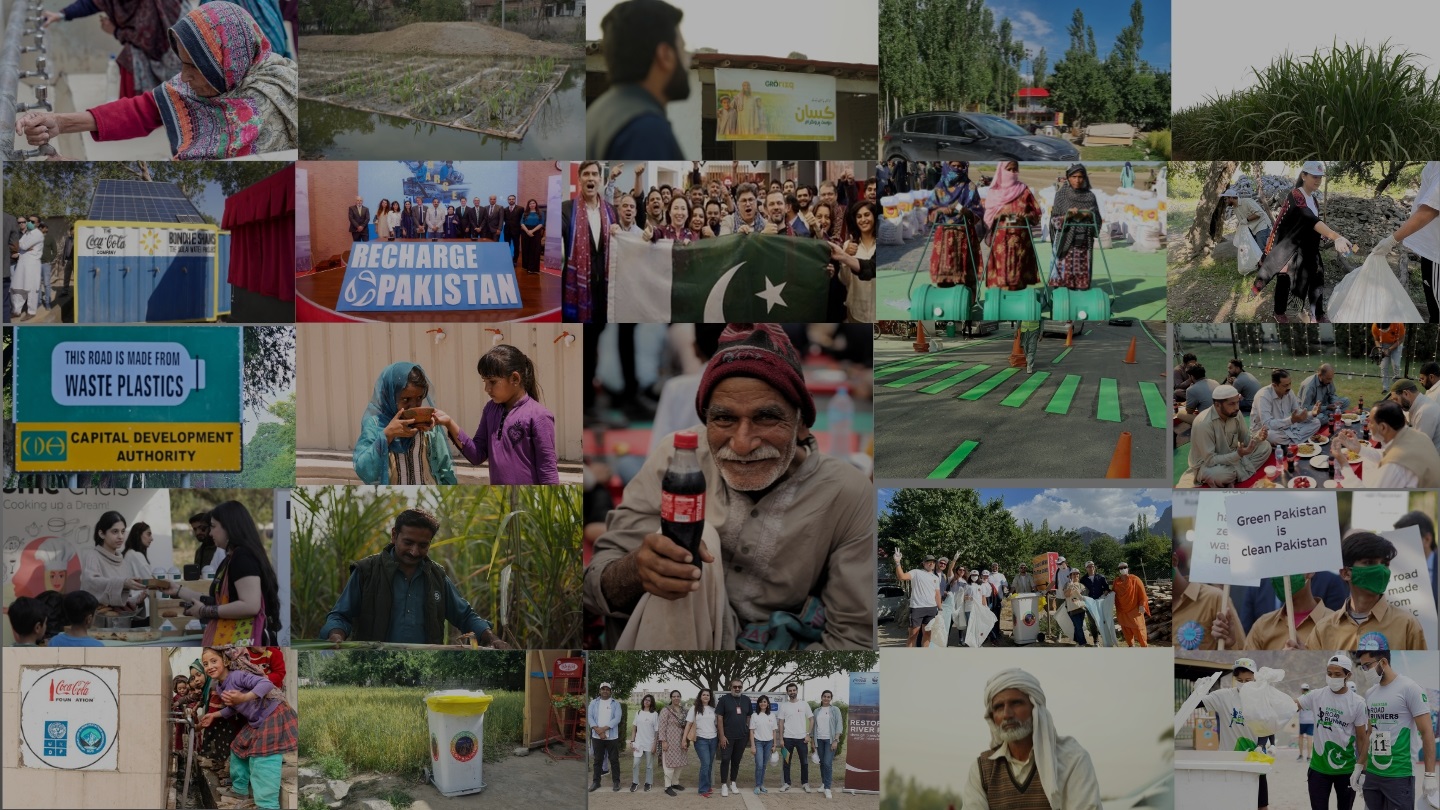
top-left (1328, 253), bottom-right (1423, 323)
top-left (1234, 226), bottom-right (1262, 274)
top-left (878, 217), bottom-right (903, 246)
top-left (1239, 667), bottom-right (1296, 737)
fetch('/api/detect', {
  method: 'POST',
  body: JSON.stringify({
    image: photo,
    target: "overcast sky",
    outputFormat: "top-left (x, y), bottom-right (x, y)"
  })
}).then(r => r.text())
top-left (586, 0), bottom-right (878, 64)
top-left (878, 488), bottom-right (1169, 537)
top-left (630, 659), bottom-right (861, 704)
top-left (1172, 0), bottom-right (1438, 109)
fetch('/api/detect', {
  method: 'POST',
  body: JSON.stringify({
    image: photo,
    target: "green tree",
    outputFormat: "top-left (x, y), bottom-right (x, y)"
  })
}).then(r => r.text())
top-left (656, 652), bottom-right (880, 696)
top-left (585, 652), bottom-right (666, 701)
top-left (1087, 535), bottom-right (1125, 574)
top-left (243, 326), bottom-right (296, 416)
top-left (2, 161), bottom-right (289, 220)
top-left (1032, 46), bottom-right (1048, 89)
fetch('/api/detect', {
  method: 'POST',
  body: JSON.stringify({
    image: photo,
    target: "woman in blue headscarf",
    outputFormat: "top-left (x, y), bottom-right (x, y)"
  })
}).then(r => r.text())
top-left (1120, 161), bottom-right (1135, 189)
top-left (354, 362), bottom-right (457, 485)
top-left (925, 161), bottom-right (987, 289)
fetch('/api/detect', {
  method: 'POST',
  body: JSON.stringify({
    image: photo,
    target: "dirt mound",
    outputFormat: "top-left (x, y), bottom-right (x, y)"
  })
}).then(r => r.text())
top-left (1321, 194), bottom-right (1412, 253)
top-left (301, 22), bottom-right (580, 58)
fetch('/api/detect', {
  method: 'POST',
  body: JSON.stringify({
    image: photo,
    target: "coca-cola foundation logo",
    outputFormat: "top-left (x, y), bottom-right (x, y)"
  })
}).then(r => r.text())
top-left (51, 679), bottom-right (92, 699)
top-left (84, 233), bottom-right (126, 251)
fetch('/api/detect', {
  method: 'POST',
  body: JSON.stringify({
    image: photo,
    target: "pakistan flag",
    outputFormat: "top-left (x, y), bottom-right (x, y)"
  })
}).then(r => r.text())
top-left (1366, 726), bottom-right (1414, 778)
top-left (1310, 739), bottom-right (1358, 776)
top-left (608, 233), bottom-right (831, 322)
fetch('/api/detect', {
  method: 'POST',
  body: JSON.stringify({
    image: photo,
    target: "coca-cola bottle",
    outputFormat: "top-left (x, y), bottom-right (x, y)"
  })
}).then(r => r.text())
top-left (661, 431), bottom-right (707, 570)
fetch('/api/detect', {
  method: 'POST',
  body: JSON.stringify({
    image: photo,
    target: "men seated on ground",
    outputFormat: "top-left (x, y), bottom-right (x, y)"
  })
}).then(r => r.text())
top-left (1182, 384), bottom-right (1272, 487)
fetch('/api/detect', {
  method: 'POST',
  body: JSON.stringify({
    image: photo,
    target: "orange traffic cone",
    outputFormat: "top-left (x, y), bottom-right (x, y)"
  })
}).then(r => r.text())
top-left (913, 321), bottom-right (929, 353)
top-left (1105, 432), bottom-right (1133, 478)
top-left (1065, 324), bottom-right (1074, 347)
top-left (1009, 329), bottom-right (1026, 368)
top-left (1123, 337), bottom-right (1138, 364)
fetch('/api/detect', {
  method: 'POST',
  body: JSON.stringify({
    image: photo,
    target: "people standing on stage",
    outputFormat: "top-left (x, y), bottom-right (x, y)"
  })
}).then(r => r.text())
top-left (400, 200), bottom-right (416, 239)
top-left (443, 205), bottom-right (459, 239)
top-left (349, 196), bottom-right (370, 243)
top-left (375, 200), bottom-right (393, 241)
top-left (520, 199), bottom-right (545, 275)
top-left (466, 197), bottom-right (483, 241)
top-left (505, 195), bottom-right (523, 264)
top-left (456, 197), bottom-right (475, 240)
top-left (484, 196), bottom-right (504, 242)
top-left (424, 198), bottom-right (445, 241)
top-left (386, 203), bottom-right (401, 242)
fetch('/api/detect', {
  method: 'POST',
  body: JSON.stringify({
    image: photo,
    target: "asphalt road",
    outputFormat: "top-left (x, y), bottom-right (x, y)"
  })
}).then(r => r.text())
top-left (874, 322), bottom-right (1169, 480)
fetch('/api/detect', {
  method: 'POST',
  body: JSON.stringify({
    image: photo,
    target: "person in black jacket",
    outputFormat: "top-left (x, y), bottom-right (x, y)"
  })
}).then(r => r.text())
top-left (714, 679), bottom-right (754, 797)
top-left (349, 196), bottom-right (370, 242)
top-left (465, 197), bottom-right (483, 241)
top-left (504, 194), bottom-right (523, 264)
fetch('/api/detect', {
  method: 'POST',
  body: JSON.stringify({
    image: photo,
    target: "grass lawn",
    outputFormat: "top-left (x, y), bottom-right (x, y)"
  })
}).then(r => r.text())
top-left (1174, 341), bottom-right (1396, 407)
top-left (1080, 144), bottom-right (1160, 161)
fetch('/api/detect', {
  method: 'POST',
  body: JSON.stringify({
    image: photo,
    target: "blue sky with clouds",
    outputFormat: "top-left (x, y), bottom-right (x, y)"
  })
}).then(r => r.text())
top-left (878, 488), bottom-right (1169, 536)
top-left (987, 0), bottom-right (1171, 73)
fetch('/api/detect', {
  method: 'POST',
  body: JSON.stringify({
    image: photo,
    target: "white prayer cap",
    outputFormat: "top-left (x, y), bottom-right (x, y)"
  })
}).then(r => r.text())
top-left (1300, 161), bottom-right (1326, 176)
top-left (1213, 384), bottom-right (1240, 400)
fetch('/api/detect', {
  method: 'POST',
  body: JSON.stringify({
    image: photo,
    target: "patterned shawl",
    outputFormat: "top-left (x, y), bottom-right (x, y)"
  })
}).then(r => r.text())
top-left (928, 164), bottom-right (984, 226)
top-left (1051, 164), bottom-right (1102, 253)
top-left (95, 0), bottom-right (181, 60)
top-left (153, 1), bottom-right (298, 159)
top-left (564, 196), bottom-right (614, 322)
top-left (983, 163), bottom-right (1029, 228)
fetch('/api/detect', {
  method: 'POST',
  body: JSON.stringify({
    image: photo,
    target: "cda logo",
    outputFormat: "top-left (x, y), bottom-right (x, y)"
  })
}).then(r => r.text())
top-left (20, 431), bottom-right (67, 462)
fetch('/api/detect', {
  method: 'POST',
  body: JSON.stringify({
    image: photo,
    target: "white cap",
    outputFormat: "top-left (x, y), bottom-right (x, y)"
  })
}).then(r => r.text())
top-left (1213, 384), bottom-right (1240, 400)
top-left (981, 569), bottom-right (991, 576)
top-left (1058, 556), bottom-right (1067, 563)
top-left (1233, 657), bottom-right (1257, 673)
top-left (1085, 560), bottom-right (1095, 567)
top-left (599, 682), bottom-right (613, 689)
top-left (1328, 654), bottom-right (1353, 673)
top-left (1220, 187), bottom-right (1238, 198)
top-left (1300, 161), bottom-right (1326, 177)
top-left (1301, 683), bottom-right (1311, 689)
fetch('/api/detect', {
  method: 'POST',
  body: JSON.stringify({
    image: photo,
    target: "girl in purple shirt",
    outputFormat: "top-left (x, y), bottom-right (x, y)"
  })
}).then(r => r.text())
top-left (435, 344), bottom-right (560, 484)
top-left (197, 646), bottom-right (297, 809)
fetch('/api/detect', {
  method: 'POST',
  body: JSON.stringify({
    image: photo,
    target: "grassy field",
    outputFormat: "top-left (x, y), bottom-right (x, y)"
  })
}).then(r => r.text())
top-left (300, 686), bottom-right (525, 773)
top-left (1079, 144), bottom-right (1155, 161)
top-left (1171, 341), bottom-right (1393, 407)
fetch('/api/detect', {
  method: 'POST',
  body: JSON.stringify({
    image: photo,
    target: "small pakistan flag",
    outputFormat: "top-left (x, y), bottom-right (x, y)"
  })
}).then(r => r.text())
top-left (608, 232), bottom-right (831, 322)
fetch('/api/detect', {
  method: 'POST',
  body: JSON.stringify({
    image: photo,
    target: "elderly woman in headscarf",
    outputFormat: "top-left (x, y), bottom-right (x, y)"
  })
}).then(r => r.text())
top-left (981, 161), bottom-right (1043, 292)
top-left (925, 161), bottom-right (987, 290)
top-left (960, 668), bottom-right (1102, 809)
top-left (16, 2), bottom-right (297, 159)
top-left (353, 361), bottom-right (458, 485)
top-left (1049, 164), bottom-right (1103, 291)
top-left (1250, 161), bottom-right (1355, 323)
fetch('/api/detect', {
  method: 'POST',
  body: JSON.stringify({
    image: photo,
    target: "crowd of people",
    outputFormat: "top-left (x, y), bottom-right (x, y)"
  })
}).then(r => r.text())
top-left (1191, 653), bottom-right (1436, 810)
top-left (1178, 342), bottom-right (1440, 488)
top-left (4, 502), bottom-right (282, 647)
top-left (891, 552), bottom-right (1153, 648)
top-left (1173, 520), bottom-right (1436, 651)
top-left (347, 193), bottom-right (545, 275)
top-left (562, 160), bottom-right (879, 323)
top-left (172, 646), bottom-right (296, 810)
top-left (588, 679), bottom-right (846, 799)
top-left (352, 345), bottom-right (559, 486)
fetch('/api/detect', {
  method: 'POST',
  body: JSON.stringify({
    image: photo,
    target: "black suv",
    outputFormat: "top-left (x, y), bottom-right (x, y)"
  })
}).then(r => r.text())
top-left (883, 111), bottom-right (1078, 163)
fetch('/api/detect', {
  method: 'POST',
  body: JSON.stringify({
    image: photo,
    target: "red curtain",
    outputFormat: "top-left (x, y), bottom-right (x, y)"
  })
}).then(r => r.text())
top-left (222, 163), bottom-right (295, 303)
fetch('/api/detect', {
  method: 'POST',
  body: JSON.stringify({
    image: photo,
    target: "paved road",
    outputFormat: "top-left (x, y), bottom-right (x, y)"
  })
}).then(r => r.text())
top-left (874, 322), bottom-right (1168, 480)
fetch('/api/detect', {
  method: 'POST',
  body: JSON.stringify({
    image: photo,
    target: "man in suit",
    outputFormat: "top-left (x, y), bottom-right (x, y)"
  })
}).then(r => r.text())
top-left (456, 198), bottom-right (475, 240)
top-left (424, 198), bottom-right (445, 240)
top-left (466, 197), bottom-right (483, 241)
top-left (483, 195), bottom-right (504, 241)
top-left (504, 194), bottom-right (523, 264)
top-left (349, 196), bottom-right (370, 242)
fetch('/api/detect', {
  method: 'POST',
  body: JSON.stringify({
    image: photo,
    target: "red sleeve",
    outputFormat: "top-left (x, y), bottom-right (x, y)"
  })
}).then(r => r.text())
top-left (89, 93), bottom-right (163, 142)
top-left (252, 647), bottom-right (286, 689)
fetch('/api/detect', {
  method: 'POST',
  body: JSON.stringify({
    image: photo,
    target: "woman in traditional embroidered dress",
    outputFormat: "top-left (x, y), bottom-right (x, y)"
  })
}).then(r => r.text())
top-left (1049, 164), bottom-right (1103, 291)
top-left (658, 689), bottom-right (690, 796)
top-left (17, 2), bottom-right (297, 159)
top-left (42, 0), bottom-right (182, 96)
top-left (353, 362), bottom-right (458, 485)
top-left (925, 162), bottom-right (987, 297)
top-left (1251, 161), bottom-right (1355, 323)
top-left (981, 161), bottom-right (1042, 291)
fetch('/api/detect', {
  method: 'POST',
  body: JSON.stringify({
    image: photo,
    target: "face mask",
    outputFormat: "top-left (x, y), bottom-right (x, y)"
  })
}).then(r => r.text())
top-left (1326, 677), bottom-right (1346, 692)
top-left (26, 222), bottom-right (36, 230)
top-left (1349, 564), bottom-right (1391, 596)
top-left (1270, 573), bottom-right (1306, 602)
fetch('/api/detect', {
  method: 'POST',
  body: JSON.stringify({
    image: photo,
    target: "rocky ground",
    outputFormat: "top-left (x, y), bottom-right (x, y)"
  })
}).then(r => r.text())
top-left (298, 745), bottom-right (584, 809)
top-left (301, 22), bottom-right (581, 58)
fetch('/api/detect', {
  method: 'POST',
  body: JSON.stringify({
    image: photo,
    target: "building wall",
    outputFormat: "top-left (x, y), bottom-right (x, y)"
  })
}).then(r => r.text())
top-left (302, 160), bottom-right (360, 269)
top-left (295, 322), bottom-right (584, 462)
top-left (517, 162), bottom-right (564, 210)
top-left (2, 649), bottom-right (168, 809)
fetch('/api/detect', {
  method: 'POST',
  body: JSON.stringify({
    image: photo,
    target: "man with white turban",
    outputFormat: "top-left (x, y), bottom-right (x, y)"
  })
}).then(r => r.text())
top-left (961, 668), bottom-right (1102, 809)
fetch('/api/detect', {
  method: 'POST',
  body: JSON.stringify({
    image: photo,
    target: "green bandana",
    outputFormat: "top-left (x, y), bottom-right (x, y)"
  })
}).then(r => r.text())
top-left (1270, 573), bottom-right (1306, 602)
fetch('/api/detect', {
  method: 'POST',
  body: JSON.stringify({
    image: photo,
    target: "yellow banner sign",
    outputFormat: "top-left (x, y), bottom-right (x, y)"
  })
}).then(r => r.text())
top-left (15, 423), bottom-right (242, 472)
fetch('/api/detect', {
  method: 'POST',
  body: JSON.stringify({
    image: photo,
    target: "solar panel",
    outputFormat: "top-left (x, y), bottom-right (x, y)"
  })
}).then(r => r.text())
top-left (88, 179), bottom-right (206, 223)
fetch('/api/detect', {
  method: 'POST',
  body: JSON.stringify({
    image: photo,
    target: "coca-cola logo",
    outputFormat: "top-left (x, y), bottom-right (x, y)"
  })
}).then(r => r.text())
top-left (84, 234), bottom-right (126, 250)
top-left (556, 662), bottom-right (579, 673)
top-left (51, 679), bottom-right (92, 698)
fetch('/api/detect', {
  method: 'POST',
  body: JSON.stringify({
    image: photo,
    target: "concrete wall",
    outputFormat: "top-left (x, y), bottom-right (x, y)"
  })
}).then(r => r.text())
top-left (517, 162), bottom-right (565, 212)
top-left (295, 322), bottom-right (584, 462)
top-left (301, 160), bottom-right (360, 268)
top-left (2, 648), bottom-right (167, 809)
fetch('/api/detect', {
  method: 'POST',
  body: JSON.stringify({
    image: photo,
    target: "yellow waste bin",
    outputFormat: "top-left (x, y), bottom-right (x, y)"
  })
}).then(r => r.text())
top-left (424, 690), bottom-right (494, 797)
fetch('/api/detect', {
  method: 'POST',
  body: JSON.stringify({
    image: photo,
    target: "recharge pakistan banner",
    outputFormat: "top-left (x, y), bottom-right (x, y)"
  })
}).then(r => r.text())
top-left (715, 68), bottom-right (837, 142)
top-left (845, 671), bottom-right (879, 793)
top-left (13, 325), bottom-right (243, 472)
top-left (339, 241), bottom-right (523, 312)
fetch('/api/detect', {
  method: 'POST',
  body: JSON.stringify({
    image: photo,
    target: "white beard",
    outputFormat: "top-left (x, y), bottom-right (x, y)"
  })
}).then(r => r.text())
top-left (993, 719), bottom-right (1034, 744)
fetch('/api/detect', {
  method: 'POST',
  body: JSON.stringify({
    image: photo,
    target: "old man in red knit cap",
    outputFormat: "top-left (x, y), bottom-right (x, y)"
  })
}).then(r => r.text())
top-left (583, 323), bottom-right (875, 650)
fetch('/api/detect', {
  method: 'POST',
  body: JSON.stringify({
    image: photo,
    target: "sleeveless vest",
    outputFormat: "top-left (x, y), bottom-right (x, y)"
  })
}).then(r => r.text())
top-left (351, 547), bottom-right (449, 644)
top-left (978, 746), bottom-right (1049, 810)
top-left (1381, 426), bottom-right (1440, 487)
top-left (586, 83), bottom-right (666, 158)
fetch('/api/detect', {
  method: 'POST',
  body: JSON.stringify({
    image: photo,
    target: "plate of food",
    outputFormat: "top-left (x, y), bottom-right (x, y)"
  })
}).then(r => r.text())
top-left (1253, 478), bottom-right (1279, 489)
top-left (1309, 456), bottom-right (1330, 469)
top-left (1288, 476), bottom-right (1317, 489)
top-left (1311, 435), bottom-right (1329, 446)
top-left (1341, 413), bottom-right (1360, 424)
top-left (1296, 443), bottom-right (1319, 458)
top-left (1342, 447), bottom-right (1361, 464)
top-left (92, 628), bottom-right (161, 642)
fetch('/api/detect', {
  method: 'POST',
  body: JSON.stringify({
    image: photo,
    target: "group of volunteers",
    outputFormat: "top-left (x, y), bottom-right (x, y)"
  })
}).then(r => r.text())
top-left (1173, 520), bottom-right (1435, 652)
top-left (588, 679), bottom-right (846, 799)
top-left (1222, 161), bottom-right (1439, 324)
top-left (1179, 343), bottom-right (1440, 488)
top-left (892, 552), bottom-right (1152, 647)
top-left (1193, 653), bottom-right (1436, 810)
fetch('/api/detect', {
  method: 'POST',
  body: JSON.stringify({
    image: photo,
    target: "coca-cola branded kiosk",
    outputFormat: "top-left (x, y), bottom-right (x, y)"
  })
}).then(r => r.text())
top-left (18, 666), bottom-right (121, 770)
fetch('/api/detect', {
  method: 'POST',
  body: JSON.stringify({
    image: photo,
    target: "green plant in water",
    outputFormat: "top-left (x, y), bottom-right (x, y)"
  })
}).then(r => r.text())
top-left (1174, 41), bottom-right (1440, 160)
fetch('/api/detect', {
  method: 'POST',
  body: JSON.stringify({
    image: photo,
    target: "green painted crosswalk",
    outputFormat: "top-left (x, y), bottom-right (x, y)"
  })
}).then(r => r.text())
top-left (875, 356), bottom-right (939, 378)
top-left (1000, 372), bottom-right (1051, 407)
top-left (1138, 381), bottom-right (1168, 429)
top-left (958, 367), bottom-right (1021, 400)
top-left (928, 440), bottom-right (979, 478)
top-left (1051, 347), bottom-right (1072, 364)
top-left (1044, 375), bottom-right (1082, 414)
top-left (884, 362), bottom-right (961, 388)
top-left (1097, 378), bottom-right (1121, 422)
top-left (919, 364), bottom-right (989, 394)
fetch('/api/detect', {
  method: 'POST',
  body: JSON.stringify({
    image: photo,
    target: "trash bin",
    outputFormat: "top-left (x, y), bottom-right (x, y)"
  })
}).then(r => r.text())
top-left (1010, 593), bottom-right (1040, 645)
top-left (1174, 751), bottom-right (1271, 810)
top-left (424, 690), bottom-right (494, 797)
